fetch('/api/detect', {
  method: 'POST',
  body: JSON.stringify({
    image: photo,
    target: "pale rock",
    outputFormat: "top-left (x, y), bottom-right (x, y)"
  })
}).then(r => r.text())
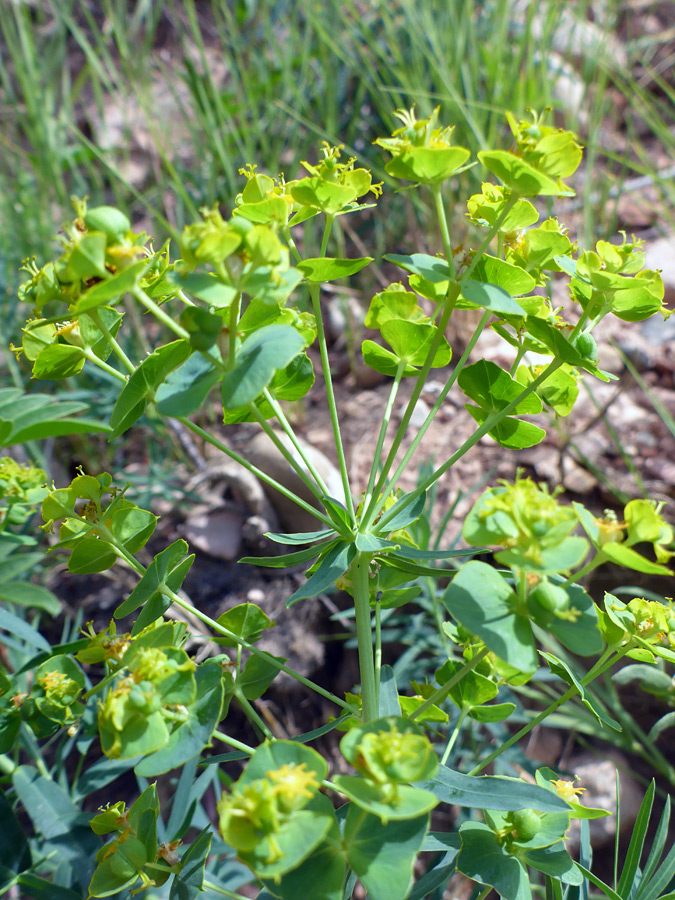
top-left (247, 430), bottom-right (345, 532)
top-left (644, 235), bottom-right (675, 307)
top-left (183, 508), bottom-right (243, 561)
top-left (564, 752), bottom-right (642, 849)
top-left (408, 398), bottom-right (431, 430)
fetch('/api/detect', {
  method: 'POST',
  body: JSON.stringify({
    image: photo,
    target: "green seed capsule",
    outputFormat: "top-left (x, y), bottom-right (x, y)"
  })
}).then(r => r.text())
top-left (530, 581), bottom-right (570, 613)
top-left (509, 809), bottom-right (542, 842)
top-left (574, 332), bottom-right (598, 362)
top-left (84, 207), bottom-right (131, 242)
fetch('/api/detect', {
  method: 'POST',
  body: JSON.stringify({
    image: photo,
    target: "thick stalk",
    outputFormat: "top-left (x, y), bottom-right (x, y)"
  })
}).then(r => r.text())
top-left (82, 348), bottom-right (125, 382)
top-left (377, 359), bottom-right (564, 531)
top-left (469, 647), bottom-right (625, 775)
top-left (351, 552), bottom-right (378, 722)
top-left (176, 417), bottom-right (335, 529)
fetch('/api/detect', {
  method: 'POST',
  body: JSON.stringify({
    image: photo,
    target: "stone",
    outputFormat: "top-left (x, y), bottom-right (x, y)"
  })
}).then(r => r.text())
top-left (247, 429), bottom-right (345, 532)
top-left (644, 235), bottom-right (675, 307)
top-left (183, 507), bottom-right (243, 561)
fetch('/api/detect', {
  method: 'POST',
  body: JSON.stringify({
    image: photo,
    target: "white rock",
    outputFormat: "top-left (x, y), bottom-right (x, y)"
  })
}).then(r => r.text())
top-left (184, 508), bottom-right (243, 561)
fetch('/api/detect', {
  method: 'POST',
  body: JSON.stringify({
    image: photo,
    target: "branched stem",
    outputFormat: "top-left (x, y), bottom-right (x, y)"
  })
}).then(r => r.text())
top-left (469, 646), bottom-right (625, 775)
top-left (89, 309), bottom-right (135, 374)
top-left (351, 552), bottom-right (378, 722)
top-left (362, 360), bottom-right (405, 511)
top-left (176, 417), bottom-right (335, 529)
top-left (409, 647), bottom-right (490, 721)
top-left (378, 359), bottom-right (564, 531)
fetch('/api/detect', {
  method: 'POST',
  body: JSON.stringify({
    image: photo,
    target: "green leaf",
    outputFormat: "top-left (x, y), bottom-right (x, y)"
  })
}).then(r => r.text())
top-left (169, 829), bottom-right (212, 900)
top-left (365, 288), bottom-right (427, 329)
top-left (32, 344), bottom-right (85, 379)
top-left (266, 529), bottom-right (337, 545)
top-left (67, 538), bottom-right (118, 574)
top-left (381, 320), bottom-right (452, 367)
top-left (469, 702), bottom-right (517, 722)
top-left (529, 583), bottom-right (603, 656)
top-left (261, 825), bottom-right (345, 900)
top-left (74, 259), bottom-right (152, 312)
top-left (9, 416), bottom-right (110, 444)
top-left (362, 340), bottom-right (419, 377)
top-left (333, 776), bottom-right (438, 822)
top-left (221, 324), bottom-right (304, 408)
top-left (156, 354), bottom-right (222, 417)
top-left (167, 270), bottom-right (238, 307)
top-left (540, 652), bottom-right (621, 732)
top-left (466, 404), bottom-right (546, 449)
top-left (384, 146), bottom-right (471, 184)
top-left (291, 177), bottom-right (356, 214)
top-left (471, 255), bottom-right (536, 297)
top-left (601, 542), bottom-right (673, 576)
top-left (377, 490), bottom-right (428, 532)
top-left (384, 253), bottom-right (453, 283)
top-left (114, 539), bottom-right (194, 619)
top-left (478, 150), bottom-right (568, 197)
top-left (241, 794), bottom-right (335, 880)
top-left (522, 843), bottom-right (583, 885)
top-left (0, 582), bottom-right (60, 616)
top-left (110, 340), bottom-right (192, 437)
top-left (66, 232), bottom-right (108, 280)
top-left (111, 506), bottom-right (157, 553)
top-left (239, 540), bottom-right (334, 569)
top-left (286, 540), bottom-right (357, 606)
top-left (136, 662), bottom-right (224, 776)
top-left (242, 739), bottom-right (328, 784)
top-left (457, 822), bottom-right (531, 900)
top-left (298, 257), bottom-right (373, 281)
top-left (344, 807), bottom-right (429, 900)
top-left (420, 764), bottom-right (569, 813)
top-left (214, 602), bottom-right (275, 647)
top-left (617, 781), bottom-right (654, 899)
top-left (459, 359), bottom-right (542, 415)
top-left (443, 561), bottom-right (538, 670)
top-left (238, 653), bottom-right (286, 699)
top-left (461, 279), bottom-right (526, 316)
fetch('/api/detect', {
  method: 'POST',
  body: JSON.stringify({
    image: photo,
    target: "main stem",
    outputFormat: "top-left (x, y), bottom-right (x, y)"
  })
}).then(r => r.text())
top-left (351, 552), bottom-right (378, 722)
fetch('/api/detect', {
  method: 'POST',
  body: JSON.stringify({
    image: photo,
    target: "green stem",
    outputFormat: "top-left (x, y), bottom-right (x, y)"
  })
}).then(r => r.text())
top-left (409, 647), bottom-right (490, 721)
top-left (227, 291), bottom-right (241, 368)
top-left (469, 646), bottom-right (626, 775)
top-left (374, 599), bottom-right (382, 702)
top-left (474, 885), bottom-right (494, 900)
top-left (369, 309), bottom-right (491, 521)
top-left (108, 538), bottom-right (357, 713)
top-left (202, 880), bottom-right (254, 900)
top-left (307, 278), bottom-right (354, 520)
top-left (176, 416), bottom-right (335, 529)
top-left (212, 730), bottom-right (255, 755)
top-left (362, 283), bottom-right (460, 529)
top-left (132, 285), bottom-right (190, 340)
top-left (441, 707), bottom-right (468, 766)
top-left (460, 194), bottom-right (518, 284)
top-left (262, 387), bottom-right (331, 496)
top-left (89, 309), bottom-right (135, 374)
top-left (563, 552), bottom-right (606, 587)
top-left (247, 402), bottom-right (327, 504)
top-left (82, 348), bottom-right (126, 382)
top-left (362, 360), bottom-right (405, 510)
top-left (378, 359), bottom-right (564, 531)
top-left (509, 342), bottom-right (526, 377)
top-left (234, 689), bottom-right (275, 741)
top-left (431, 184), bottom-right (457, 278)
top-left (351, 552), bottom-right (378, 722)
